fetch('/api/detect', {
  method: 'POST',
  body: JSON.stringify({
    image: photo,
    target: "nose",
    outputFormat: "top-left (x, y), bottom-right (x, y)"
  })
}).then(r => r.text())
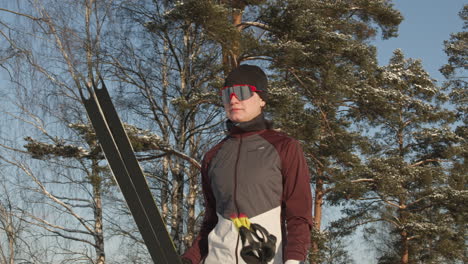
top-left (229, 93), bottom-right (240, 104)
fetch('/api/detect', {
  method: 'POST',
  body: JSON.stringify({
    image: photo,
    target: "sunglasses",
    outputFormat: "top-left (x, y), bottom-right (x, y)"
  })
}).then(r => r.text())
top-left (221, 85), bottom-right (263, 104)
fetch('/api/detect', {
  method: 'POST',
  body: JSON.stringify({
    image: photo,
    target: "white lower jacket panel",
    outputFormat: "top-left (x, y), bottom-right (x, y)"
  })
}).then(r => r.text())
top-left (204, 206), bottom-right (283, 264)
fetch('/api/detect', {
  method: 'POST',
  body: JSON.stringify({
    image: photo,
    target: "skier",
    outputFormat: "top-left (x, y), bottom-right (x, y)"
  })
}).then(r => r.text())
top-left (182, 65), bottom-right (313, 264)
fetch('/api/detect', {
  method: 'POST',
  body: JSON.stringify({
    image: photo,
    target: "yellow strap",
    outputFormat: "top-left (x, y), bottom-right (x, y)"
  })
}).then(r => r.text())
top-left (231, 214), bottom-right (251, 230)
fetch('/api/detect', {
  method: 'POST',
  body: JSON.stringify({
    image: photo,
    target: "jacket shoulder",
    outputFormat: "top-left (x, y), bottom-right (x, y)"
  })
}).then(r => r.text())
top-left (261, 129), bottom-right (300, 148)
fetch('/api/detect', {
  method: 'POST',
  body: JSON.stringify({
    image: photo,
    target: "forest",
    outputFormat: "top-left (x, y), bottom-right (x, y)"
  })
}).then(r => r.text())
top-left (0, 0), bottom-right (466, 263)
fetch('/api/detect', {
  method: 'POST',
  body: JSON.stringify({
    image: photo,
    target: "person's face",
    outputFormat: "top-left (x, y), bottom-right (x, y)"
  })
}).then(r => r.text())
top-left (224, 92), bottom-right (265, 123)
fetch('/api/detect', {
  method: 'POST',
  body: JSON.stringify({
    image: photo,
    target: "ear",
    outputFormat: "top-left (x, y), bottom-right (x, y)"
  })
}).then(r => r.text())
top-left (260, 99), bottom-right (266, 108)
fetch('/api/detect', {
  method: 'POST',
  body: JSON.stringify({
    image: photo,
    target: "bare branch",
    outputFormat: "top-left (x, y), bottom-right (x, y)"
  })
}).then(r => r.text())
top-left (20, 217), bottom-right (95, 247)
top-left (0, 8), bottom-right (43, 21)
top-left (0, 157), bottom-right (95, 235)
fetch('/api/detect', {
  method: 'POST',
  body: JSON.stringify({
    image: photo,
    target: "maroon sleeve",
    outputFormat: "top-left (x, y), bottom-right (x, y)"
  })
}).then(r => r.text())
top-left (281, 139), bottom-right (313, 261)
top-left (181, 150), bottom-right (219, 263)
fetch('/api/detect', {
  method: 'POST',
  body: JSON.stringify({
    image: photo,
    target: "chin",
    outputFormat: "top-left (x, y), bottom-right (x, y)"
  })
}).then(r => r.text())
top-left (229, 116), bottom-right (245, 123)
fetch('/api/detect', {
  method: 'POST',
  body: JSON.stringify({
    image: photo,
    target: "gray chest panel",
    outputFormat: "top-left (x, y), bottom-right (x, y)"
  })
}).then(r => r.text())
top-left (208, 134), bottom-right (283, 219)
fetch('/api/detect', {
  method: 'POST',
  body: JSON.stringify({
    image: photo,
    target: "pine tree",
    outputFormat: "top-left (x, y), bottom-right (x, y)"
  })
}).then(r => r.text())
top-left (258, 1), bottom-right (402, 261)
top-left (440, 5), bottom-right (468, 263)
top-left (165, 1), bottom-right (403, 262)
top-left (331, 49), bottom-right (466, 264)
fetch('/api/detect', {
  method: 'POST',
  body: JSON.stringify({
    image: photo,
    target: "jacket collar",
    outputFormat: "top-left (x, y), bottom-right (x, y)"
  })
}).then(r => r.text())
top-left (226, 113), bottom-right (271, 137)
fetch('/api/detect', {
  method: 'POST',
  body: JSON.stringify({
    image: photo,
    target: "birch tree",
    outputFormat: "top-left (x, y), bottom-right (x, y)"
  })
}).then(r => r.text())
top-left (102, 0), bottom-right (225, 251)
top-left (0, 1), bottom-right (124, 262)
top-left (0, 176), bottom-right (23, 264)
top-left (0, 0), bottom-right (225, 260)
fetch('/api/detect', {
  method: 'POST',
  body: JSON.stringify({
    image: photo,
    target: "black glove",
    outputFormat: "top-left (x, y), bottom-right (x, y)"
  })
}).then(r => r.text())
top-left (239, 223), bottom-right (277, 264)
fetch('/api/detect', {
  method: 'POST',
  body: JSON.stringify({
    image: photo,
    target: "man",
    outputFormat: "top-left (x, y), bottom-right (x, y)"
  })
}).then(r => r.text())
top-left (182, 65), bottom-right (313, 264)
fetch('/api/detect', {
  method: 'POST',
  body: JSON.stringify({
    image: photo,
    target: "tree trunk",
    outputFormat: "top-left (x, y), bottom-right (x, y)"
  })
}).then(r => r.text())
top-left (173, 169), bottom-right (185, 250)
top-left (222, 0), bottom-right (245, 74)
top-left (311, 168), bottom-right (324, 264)
top-left (161, 39), bottom-right (171, 221)
top-left (7, 220), bottom-right (14, 264)
top-left (185, 118), bottom-right (199, 249)
top-left (186, 167), bottom-right (198, 249)
top-left (314, 171), bottom-right (324, 231)
top-left (399, 197), bottom-right (409, 264)
top-left (170, 26), bottom-right (190, 248)
top-left (398, 114), bottom-right (408, 264)
top-left (401, 230), bottom-right (409, 264)
top-left (161, 157), bottom-right (170, 219)
top-left (92, 163), bottom-right (105, 264)
top-left (169, 124), bottom-right (186, 248)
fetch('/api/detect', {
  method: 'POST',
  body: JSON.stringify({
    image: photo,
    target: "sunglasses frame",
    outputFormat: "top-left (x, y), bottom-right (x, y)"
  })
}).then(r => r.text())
top-left (221, 84), bottom-right (263, 104)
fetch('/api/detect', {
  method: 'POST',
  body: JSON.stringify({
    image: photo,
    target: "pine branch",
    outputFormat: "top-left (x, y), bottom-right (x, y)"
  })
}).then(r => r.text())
top-left (236, 21), bottom-right (270, 31)
top-left (350, 179), bottom-right (375, 183)
top-left (381, 196), bottom-right (405, 209)
top-left (408, 235), bottom-right (420, 241)
top-left (410, 159), bottom-right (441, 167)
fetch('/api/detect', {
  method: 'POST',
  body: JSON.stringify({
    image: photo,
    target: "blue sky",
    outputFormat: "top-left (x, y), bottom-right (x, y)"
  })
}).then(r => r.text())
top-left (373, 0), bottom-right (466, 84)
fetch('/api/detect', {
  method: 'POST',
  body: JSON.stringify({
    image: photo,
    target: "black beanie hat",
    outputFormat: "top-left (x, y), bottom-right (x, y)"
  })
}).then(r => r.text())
top-left (224, 64), bottom-right (268, 102)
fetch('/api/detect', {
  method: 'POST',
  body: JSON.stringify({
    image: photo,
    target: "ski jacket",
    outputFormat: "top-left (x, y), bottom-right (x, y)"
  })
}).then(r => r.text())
top-left (183, 114), bottom-right (313, 264)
